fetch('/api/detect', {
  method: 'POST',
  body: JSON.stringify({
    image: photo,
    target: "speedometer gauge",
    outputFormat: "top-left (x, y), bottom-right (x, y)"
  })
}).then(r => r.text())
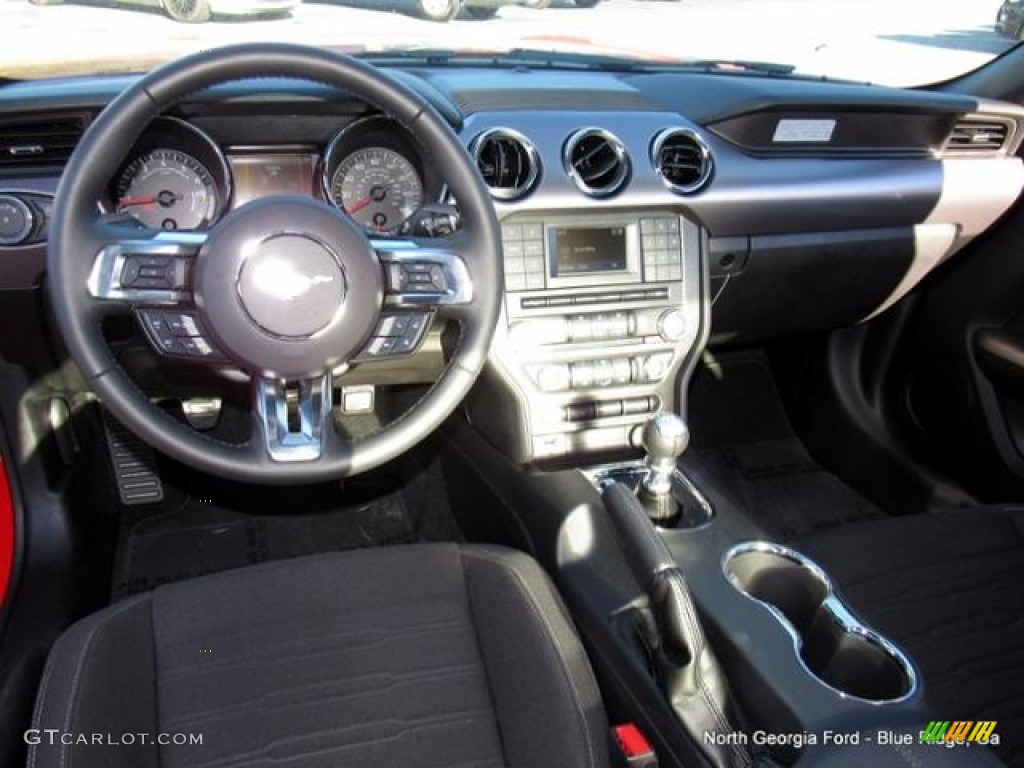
top-left (330, 147), bottom-right (423, 234)
top-left (115, 149), bottom-right (219, 230)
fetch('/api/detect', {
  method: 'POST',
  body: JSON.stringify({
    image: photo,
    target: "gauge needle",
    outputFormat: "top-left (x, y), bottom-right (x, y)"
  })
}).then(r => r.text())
top-left (117, 196), bottom-right (156, 209)
top-left (347, 197), bottom-right (372, 214)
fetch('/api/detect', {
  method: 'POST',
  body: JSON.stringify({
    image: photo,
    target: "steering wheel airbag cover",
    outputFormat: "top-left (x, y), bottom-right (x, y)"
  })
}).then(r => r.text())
top-left (195, 196), bottom-right (382, 379)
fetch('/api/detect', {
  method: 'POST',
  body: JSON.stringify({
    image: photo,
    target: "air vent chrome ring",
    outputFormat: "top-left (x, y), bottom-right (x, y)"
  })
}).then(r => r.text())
top-left (471, 128), bottom-right (540, 201)
top-left (651, 127), bottom-right (714, 194)
top-left (563, 127), bottom-right (630, 198)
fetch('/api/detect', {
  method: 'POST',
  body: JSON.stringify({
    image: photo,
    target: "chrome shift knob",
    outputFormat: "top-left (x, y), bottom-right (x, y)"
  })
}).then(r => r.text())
top-left (641, 412), bottom-right (689, 499)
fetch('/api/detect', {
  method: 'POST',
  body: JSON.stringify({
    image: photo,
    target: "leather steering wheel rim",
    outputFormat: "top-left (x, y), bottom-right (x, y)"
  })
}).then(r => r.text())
top-left (48, 43), bottom-right (502, 484)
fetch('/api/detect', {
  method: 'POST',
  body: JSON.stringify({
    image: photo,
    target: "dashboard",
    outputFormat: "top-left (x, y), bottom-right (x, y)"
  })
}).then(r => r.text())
top-left (1, 65), bottom-right (1023, 465)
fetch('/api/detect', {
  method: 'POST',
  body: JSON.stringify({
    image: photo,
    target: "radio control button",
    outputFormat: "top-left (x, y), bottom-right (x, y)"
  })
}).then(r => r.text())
top-left (642, 353), bottom-right (673, 382)
top-left (613, 357), bottom-right (633, 384)
top-left (523, 255), bottom-right (544, 273)
top-left (536, 364), bottom-right (571, 393)
top-left (570, 363), bottom-right (594, 389)
top-left (568, 315), bottom-right (593, 342)
top-left (504, 240), bottom-right (524, 259)
top-left (592, 359), bottom-right (616, 387)
top-left (565, 402), bottom-right (597, 422)
top-left (522, 223), bottom-right (543, 240)
top-left (501, 224), bottom-right (523, 241)
top-left (525, 273), bottom-right (545, 290)
top-left (596, 401), bottom-right (623, 418)
top-left (609, 311), bottom-right (631, 337)
top-left (623, 396), bottom-right (655, 415)
top-left (658, 309), bottom-right (686, 342)
top-left (590, 315), bottom-right (610, 339)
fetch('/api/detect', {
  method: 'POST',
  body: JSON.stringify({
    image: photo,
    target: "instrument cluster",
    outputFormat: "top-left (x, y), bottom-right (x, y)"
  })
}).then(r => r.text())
top-left (107, 115), bottom-right (446, 236)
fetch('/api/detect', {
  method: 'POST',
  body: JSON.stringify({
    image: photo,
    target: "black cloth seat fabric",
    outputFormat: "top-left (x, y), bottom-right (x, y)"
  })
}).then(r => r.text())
top-left (798, 506), bottom-right (1024, 767)
top-left (28, 543), bottom-right (610, 768)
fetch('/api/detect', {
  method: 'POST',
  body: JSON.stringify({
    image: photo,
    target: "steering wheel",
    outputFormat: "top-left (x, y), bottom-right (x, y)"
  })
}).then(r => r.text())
top-left (48, 43), bottom-right (502, 484)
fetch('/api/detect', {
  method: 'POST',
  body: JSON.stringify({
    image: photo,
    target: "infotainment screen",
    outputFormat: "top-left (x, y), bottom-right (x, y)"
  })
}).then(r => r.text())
top-left (228, 154), bottom-right (315, 207)
top-left (549, 226), bottom-right (627, 275)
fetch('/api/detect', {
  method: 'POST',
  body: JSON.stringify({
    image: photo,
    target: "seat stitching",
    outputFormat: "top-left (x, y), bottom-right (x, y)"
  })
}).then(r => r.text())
top-left (458, 550), bottom-right (511, 768)
top-left (27, 630), bottom-right (60, 768)
top-left (54, 598), bottom-right (145, 768)
top-left (158, 617), bottom-right (466, 680)
top-left (187, 706), bottom-right (499, 768)
top-left (666, 571), bottom-right (751, 768)
top-left (463, 549), bottom-right (598, 768)
top-left (163, 664), bottom-right (483, 729)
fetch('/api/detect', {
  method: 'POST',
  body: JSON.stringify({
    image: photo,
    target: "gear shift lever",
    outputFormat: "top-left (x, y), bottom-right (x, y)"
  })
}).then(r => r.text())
top-left (639, 412), bottom-right (689, 523)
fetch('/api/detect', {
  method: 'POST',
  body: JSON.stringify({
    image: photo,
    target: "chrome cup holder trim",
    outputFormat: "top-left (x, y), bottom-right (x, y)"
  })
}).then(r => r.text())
top-left (723, 541), bottom-right (919, 705)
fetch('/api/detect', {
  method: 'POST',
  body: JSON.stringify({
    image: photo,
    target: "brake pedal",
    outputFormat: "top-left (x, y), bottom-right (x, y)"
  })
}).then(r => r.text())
top-left (102, 411), bottom-right (164, 506)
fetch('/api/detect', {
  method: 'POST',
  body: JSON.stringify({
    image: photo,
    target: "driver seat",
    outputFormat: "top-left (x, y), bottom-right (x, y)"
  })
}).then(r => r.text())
top-left (28, 543), bottom-right (609, 768)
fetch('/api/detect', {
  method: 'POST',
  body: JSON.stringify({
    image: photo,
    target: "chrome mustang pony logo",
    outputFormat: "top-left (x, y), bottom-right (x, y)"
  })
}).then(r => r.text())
top-left (250, 257), bottom-right (335, 302)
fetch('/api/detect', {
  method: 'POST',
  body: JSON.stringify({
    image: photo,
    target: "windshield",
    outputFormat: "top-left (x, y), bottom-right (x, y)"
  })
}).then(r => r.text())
top-left (2, 0), bottom-right (1021, 86)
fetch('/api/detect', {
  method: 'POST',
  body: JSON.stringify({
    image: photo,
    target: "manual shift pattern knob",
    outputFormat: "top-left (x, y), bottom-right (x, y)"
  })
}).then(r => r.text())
top-left (641, 412), bottom-right (690, 465)
top-left (639, 413), bottom-right (689, 521)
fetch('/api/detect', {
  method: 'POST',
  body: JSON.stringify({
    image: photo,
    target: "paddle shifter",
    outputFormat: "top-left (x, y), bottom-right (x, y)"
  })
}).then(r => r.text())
top-left (639, 412), bottom-right (689, 524)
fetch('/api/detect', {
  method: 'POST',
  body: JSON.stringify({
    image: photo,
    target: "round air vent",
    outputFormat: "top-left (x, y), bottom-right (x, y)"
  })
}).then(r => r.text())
top-left (563, 128), bottom-right (630, 198)
top-left (472, 128), bottom-right (540, 201)
top-left (651, 128), bottom-right (713, 194)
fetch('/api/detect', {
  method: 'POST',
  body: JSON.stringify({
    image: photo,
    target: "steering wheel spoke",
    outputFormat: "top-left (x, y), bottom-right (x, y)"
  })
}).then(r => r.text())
top-left (255, 374), bottom-right (333, 463)
top-left (373, 237), bottom-right (474, 310)
top-left (87, 226), bottom-right (205, 309)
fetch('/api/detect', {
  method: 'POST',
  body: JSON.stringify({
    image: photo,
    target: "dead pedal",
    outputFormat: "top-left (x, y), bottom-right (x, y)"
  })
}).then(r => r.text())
top-left (102, 411), bottom-right (164, 506)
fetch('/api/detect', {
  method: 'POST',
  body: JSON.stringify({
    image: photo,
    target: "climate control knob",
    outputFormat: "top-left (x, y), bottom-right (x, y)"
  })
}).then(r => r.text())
top-left (658, 308), bottom-right (686, 342)
top-left (0, 195), bottom-right (34, 246)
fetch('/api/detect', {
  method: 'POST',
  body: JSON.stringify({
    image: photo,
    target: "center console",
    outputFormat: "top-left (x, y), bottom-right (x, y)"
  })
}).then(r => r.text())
top-left (442, 408), bottom-right (992, 768)
top-left (469, 210), bottom-right (707, 464)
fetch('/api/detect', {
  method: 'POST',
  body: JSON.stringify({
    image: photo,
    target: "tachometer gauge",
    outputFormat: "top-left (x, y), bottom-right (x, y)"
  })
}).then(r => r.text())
top-left (330, 147), bottom-right (423, 234)
top-left (115, 149), bottom-right (219, 230)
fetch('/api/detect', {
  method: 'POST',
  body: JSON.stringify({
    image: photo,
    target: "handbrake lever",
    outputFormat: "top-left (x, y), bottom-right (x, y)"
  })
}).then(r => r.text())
top-left (602, 481), bottom-right (752, 768)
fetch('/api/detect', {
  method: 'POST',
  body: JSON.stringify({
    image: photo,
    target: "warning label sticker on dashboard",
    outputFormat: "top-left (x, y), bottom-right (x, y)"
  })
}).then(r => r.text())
top-left (772, 119), bottom-right (837, 143)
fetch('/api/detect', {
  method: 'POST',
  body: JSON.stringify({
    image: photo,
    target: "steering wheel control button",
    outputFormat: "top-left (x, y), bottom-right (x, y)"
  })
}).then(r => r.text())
top-left (377, 314), bottom-right (410, 337)
top-left (393, 313), bottom-right (429, 353)
top-left (166, 312), bottom-right (203, 337)
top-left (120, 256), bottom-right (189, 290)
top-left (180, 337), bottom-right (217, 358)
top-left (138, 309), bottom-right (180, 352)
top-left (137, 309), bottom-right (225, 361)
top-left (388, 262), bottom-right (449, 294)
top-left (237, 234), bottom-right (345, 339)
top-left (357, 312), bottom-right (431, 360)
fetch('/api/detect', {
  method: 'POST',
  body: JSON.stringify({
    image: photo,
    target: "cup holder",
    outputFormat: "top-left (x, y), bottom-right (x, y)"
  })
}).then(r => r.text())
top-left (723, 542), bottom-right (917, 703)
